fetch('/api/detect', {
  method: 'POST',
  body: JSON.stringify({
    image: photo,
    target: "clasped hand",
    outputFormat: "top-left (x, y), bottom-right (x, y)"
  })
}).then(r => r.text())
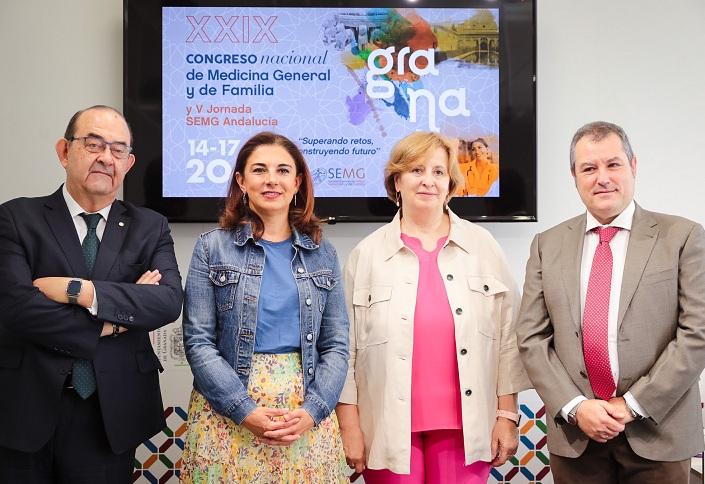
top-left (574, 397), bottom-right (635, 443)
top-left (243, 407), bottom-right (314, 446)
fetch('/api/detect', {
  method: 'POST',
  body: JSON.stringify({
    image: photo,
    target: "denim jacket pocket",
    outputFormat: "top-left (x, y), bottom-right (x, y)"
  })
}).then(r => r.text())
top-left (352, 285), bottom-right (392, 348)
top-left (208, 267), bottom-right (241, 312)
top-left (467, 276), bottom-right (509, 339)
top-left (311, 269), bottom-right (337, 312)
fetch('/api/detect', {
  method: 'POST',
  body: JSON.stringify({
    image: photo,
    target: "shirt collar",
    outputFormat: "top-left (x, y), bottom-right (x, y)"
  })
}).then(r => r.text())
top-left (62, 184), bottom-right (112, 221)
top-left (382, 208), bottom-right (472, 260)
top-left (585, 200), bottom-right (635, 233)
top-left (233, 222), bottom-right (318, 250)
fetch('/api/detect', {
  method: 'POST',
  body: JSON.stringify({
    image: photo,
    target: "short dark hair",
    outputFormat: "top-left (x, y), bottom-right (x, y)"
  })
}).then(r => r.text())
top-left (64, 105), bottom-right (133, 145)
top-left (569, 121), bottom-right (633, 173)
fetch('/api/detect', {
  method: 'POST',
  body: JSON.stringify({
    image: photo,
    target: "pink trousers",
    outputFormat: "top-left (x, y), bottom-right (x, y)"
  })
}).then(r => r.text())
top-left (363, 429), bottom-right (491, 484)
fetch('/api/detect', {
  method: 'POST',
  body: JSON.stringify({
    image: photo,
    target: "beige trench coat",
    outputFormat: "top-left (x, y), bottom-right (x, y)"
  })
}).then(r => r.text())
top-left (339, 210), bottom-right (531, 473)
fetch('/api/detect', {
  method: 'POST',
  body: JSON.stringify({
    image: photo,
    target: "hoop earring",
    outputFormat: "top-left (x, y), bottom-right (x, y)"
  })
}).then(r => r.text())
top-left (395, 191), bottom-right (401, 207)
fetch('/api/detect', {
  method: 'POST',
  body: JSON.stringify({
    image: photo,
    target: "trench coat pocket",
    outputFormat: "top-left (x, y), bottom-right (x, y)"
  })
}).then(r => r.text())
top-left (467, 276), bottom-right (509, 338)
top-left (352, 285), bottom-right (392, 348)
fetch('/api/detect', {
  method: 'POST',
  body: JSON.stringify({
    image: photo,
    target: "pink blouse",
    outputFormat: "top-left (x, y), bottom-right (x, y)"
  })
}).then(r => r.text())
top-left (401, 234), bottom-right (463, 432)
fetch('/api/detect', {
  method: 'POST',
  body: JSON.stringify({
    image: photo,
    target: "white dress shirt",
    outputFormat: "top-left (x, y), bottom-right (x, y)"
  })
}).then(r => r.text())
top-left (561, 200), bottom-right (648, 419)
top-left (62, 185), bottom-right (112, 315)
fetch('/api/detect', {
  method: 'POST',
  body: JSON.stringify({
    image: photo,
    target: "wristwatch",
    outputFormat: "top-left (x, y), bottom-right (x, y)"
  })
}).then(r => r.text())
top-left (66, 279), bottom-right (83, 305)
top-left (567, 402), bottom-right (582, 425)
top-left (625, 400), bottom-right (645, 420)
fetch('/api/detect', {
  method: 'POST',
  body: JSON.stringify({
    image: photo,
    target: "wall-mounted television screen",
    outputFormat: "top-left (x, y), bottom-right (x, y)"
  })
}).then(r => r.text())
top-left (124, 0), bottom-right (536, 222)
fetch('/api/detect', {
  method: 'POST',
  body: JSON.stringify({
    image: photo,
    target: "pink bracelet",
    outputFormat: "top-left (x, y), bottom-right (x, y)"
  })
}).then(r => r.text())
top-left (496, 409), bottom-right (520, 424)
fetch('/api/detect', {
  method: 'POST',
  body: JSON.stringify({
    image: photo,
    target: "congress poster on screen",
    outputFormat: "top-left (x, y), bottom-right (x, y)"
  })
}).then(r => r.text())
top-left (163, 7), bottom-right (500, 198)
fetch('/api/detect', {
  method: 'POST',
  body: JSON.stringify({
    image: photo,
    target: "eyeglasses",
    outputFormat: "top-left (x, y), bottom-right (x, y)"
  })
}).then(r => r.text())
top-left (68, 135), bottom-right (133, 159)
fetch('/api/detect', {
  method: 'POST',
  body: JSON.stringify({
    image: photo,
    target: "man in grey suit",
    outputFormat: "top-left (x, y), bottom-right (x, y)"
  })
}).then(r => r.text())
top-left (516, 121), bottom-right (705, 483)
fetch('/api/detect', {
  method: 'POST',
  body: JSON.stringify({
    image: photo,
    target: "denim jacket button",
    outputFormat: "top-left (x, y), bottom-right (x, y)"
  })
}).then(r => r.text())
top-left (220, 274), bottom-right (226, 282)
top-left (305, 298), bottom-right (312, 306)
top-left (308, 368), bottom-right (314, 375)
top-left (306, 333), bottom-right (313, 341)
top-left (297, 267), bottom-right (305, 274)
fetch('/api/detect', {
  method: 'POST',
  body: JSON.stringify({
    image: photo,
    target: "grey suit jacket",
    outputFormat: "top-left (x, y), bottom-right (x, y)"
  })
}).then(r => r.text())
top-left (516, 204), bottom-right (705, 460)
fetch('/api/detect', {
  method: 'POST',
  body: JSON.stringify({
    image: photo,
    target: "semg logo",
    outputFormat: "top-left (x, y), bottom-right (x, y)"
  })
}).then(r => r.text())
top-left (327, 168), bottom-right (366, 179)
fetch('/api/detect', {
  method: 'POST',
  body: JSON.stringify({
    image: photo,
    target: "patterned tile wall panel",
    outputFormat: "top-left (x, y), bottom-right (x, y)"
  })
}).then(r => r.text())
top-left (133, 399), bottom-right (553, 483)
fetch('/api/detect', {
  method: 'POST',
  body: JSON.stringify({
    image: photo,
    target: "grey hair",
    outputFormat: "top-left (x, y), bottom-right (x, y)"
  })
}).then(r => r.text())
top-left (569, 121), bottom-right (634, 173)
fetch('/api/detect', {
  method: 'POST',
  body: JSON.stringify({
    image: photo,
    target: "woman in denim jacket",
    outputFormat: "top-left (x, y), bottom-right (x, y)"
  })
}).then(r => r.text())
top-left (180, 132), bottom-right (349, 483)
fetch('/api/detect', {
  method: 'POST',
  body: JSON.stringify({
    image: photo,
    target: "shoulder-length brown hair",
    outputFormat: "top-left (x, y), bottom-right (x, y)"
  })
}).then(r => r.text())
top-left (220, 131), bottom-right (321, 243)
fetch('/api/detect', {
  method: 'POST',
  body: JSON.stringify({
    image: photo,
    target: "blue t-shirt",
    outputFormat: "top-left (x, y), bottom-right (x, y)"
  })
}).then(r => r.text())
top-left (254, 238), bottom-right (301, 353)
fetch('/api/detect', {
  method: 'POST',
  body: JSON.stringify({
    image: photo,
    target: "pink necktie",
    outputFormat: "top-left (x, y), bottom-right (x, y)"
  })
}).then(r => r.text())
top-left (582, 226), bottom-right (620, 400)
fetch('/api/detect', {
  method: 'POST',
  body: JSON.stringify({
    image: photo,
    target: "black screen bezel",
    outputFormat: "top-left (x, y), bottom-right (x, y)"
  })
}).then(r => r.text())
top-left (124, 0), bottom-right (536, 222)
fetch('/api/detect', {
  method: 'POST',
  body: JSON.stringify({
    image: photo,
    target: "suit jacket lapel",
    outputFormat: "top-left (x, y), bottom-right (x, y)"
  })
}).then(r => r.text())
top-left (43, 188), bottom-right (89, 278)
top-left (618, 205), bottom-right (658, 328)
top-left (561, 214), bottom-right (586, 330)
top-left (92, 200), bottom-right (130, 281)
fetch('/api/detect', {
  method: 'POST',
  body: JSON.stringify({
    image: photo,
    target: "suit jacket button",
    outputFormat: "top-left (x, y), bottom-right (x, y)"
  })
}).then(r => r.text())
top-left (128, 316), bottom-right (134, 322)
top-left (460, 348), bottom-right (468, 355)
top-left (455, 308), bottom-right (463, 315)
top-left (465, 389), bottom-right (472, 396)
top-left (446, 274), bottom-right (454, 281)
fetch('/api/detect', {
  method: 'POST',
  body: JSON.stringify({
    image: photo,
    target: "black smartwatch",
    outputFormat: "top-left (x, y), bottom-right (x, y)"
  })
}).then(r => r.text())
top-left (66, 279), bottom-right (82, 305)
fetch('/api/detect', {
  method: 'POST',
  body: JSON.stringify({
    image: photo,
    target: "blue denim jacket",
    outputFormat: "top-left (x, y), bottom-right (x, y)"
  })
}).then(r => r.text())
top-left (182, 223), bottom-right (349, 425)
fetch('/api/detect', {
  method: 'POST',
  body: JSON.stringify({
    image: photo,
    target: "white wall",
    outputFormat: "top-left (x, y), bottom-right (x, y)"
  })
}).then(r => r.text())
top-left (2, 0), bottom-right (705, 479)
top-left (4, 1), bottom-right (703, 281)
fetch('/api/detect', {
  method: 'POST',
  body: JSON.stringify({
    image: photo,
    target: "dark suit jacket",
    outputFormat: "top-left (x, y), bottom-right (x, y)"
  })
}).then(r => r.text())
top-left (0, 187), bottom-right (183, 454)
top-left (516, 204), bottom-right (705, 461)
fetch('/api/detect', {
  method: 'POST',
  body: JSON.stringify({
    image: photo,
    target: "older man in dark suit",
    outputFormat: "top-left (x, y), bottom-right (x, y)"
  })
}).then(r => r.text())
top-left (516, 121), bottom-right (705, 483)
top-left (0, 105), bottom-right (183, 483)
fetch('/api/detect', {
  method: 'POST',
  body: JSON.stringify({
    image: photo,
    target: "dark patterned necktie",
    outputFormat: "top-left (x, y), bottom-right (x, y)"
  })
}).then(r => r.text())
top-left (71, 212), bottom-right (102, 399)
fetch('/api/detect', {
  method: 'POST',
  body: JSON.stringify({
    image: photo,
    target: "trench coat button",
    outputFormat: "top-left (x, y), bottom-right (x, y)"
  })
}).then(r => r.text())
top-left (460, 348), bottom-right (467, 355)
top-left (483, 284), bottom-right (489, 292)
top-left (465, 389), bottom-right (472, 396)
top-left (297, 267), bottom-right (304, 274)
top-left (579, 370), bottom-right (588, 379)
top-left (220, 274), bottom-right (226, 282)
top-left (306, 333), bottom-right (313, 341)
top-left (308, 368), bottom-right (314, 375)
top-left (446, 274), bottom-right (454, 281)
top-left (455, 308), bottom-right (463, 315)
top-left (305, 298), bottom-right (312, 306)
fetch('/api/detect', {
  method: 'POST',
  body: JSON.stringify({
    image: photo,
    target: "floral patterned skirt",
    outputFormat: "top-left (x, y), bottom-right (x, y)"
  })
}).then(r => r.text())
top-left (180, 352), bottom-right (347, 484)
